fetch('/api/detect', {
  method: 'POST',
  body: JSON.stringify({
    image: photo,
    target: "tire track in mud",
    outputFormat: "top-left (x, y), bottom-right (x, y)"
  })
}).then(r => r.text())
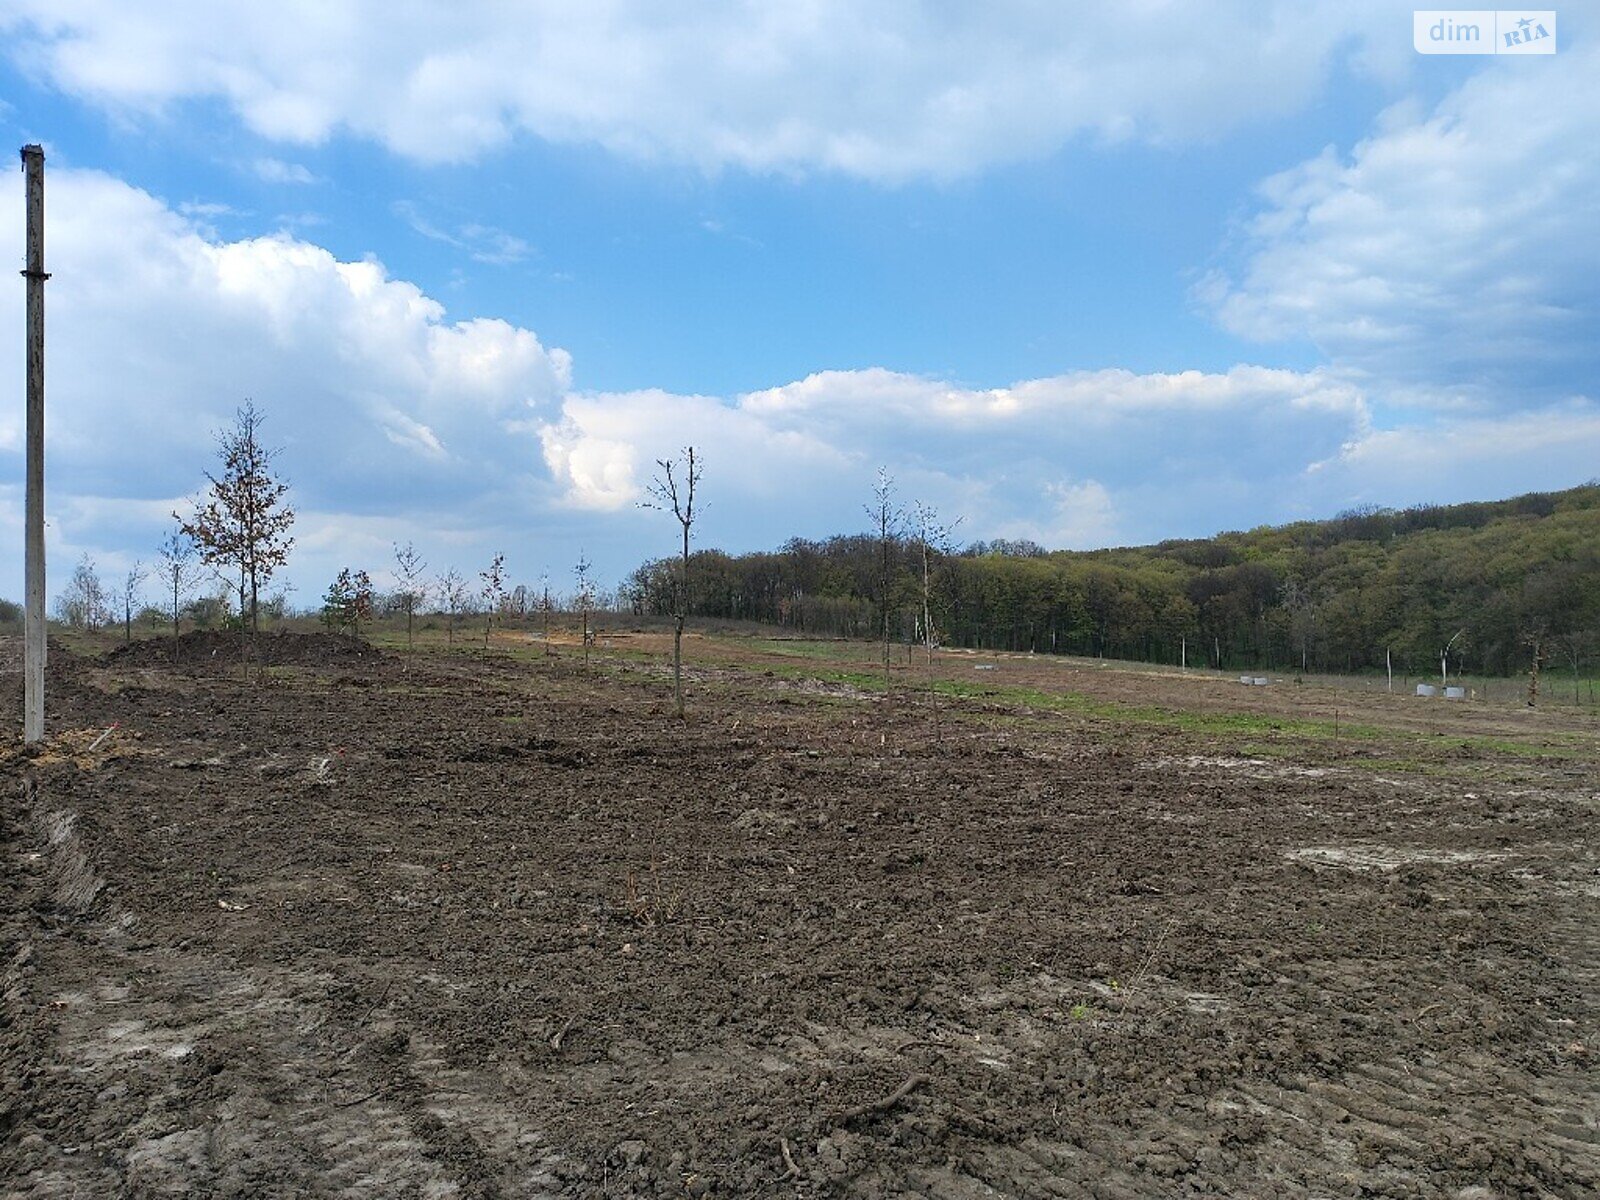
top-left (2, 772), bottom-right (563, 1199)
top-left (1113, 755), bottom-right (1600, 1199)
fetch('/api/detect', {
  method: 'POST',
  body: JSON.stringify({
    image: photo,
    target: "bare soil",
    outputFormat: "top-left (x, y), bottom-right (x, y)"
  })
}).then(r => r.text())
top-left (2, 633), bottom-right (1596, 1198)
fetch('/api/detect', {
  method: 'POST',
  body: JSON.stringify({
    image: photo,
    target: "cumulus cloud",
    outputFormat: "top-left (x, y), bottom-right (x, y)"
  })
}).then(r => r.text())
top-left (990, 479), bottom-right (1120, 550)
top-left (1203, 41), bottom-right (1600, 408)
top-left (0, 168), bottom-right (571, 593)
top-left (1305, 401), bottom-right (1600, 510)
top-left (1, 1), bottom-right (1397, 179)
top-left (541, 366), bottom-right (1373, 554)
top-left (2, 160), bottom-right (1591, 606)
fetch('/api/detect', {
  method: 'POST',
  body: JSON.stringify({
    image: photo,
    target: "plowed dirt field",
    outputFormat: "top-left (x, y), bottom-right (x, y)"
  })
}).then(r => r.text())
top-left (3, 632), bottom-right (1596, 1198)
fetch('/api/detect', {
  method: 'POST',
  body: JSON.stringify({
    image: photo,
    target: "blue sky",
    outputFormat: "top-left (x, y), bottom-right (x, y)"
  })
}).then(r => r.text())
top-left (0, 3), bottom-right (1596, 607)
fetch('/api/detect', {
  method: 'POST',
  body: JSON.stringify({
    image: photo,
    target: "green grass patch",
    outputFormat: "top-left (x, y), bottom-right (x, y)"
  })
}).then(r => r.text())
top-left (746, 638), bottom-right (874, 664)
top-left (923, 677), bottom-right (1381, 741)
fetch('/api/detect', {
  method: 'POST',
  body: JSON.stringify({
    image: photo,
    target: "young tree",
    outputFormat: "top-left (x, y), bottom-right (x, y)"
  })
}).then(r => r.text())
top-left (177, 401), bottom-right (295, 634)
top-left (1555, 631), bottom-right (1590, 705)
top-left (153, 532), bottom-right (200, 655)
top-left (909, 500), bottom-right (961, 734)
top-left (646, 447), bottom-right (701, 718)
top-left (909, 501), bottom-right (960, 664)
top-left (393, 541), bottom-right (428, 662)
top-left (263, 586), bottom-right (295, 623)
top-left (116, 560), bottom-right (148, 644)
top-left (186, 590), bottom-right (231, 630)
top-left (436, 568), bottom-right (468, 647)
top-left (574, 551), bottom-right (596, 669)
top-left (539, 569), bottom-right (554, 655)
top-left (55, 554), bottom-right (109, 630)
top-left (351, 571), bottom-right (374, 637)
top-left (866, 467), bottom-right (902, 690)
top-left (480, 553), bottom-right (507, 650)
top-left (1523, 625), bottom-right (1547, 707)
top-left (321, 571), bottom-right (353, 632)
top-left (322, 568), bottom-right (374, 637)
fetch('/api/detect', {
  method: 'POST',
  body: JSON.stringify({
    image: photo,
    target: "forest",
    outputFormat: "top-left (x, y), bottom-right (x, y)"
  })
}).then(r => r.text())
top-left (625, 484), bottom-right (1600, 680)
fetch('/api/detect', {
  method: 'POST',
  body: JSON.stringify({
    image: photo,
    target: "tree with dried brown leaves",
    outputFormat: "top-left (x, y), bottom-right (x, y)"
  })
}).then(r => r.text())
top-left (322, 568), bottom-right (375, 638)
top-left (176, 401), bottom-right (294, 634)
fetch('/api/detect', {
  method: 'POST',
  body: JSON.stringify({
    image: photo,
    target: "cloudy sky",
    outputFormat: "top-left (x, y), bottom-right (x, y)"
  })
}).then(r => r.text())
top-left (0, 2), bottom-right (1595, 605)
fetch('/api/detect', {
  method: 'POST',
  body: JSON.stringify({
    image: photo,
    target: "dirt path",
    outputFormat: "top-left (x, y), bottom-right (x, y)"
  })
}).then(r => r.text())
top-left (3, 638), bottom-right (1596, 1197)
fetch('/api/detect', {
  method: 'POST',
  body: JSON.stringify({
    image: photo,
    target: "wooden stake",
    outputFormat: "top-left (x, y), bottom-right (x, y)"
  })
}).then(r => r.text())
top-left (21, 145), bottom-right (47, 744)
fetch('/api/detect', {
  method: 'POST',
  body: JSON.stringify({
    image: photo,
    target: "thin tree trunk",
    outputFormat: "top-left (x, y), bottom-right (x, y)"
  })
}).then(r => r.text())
top-left (676, 518), bottom-right (690, 716)
top-left (673, 617), bottom-right (684, 718)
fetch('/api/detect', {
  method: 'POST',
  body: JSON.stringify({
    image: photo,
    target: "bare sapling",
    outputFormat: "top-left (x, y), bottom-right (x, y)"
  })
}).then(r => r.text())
top-left (154, 532), bottom-right (199, 660)
top-left (867, 467), bottom-right (902, 693)
top-left (480, 553), bottom-right (507, 651)
top-left (645, 447), bottom-right (701, 719)
top-left (57, 554), bottom-right (108, 630)
top-left (1556, 632), bottom-right (1588, 704)
top-left (540, 570), bottom-right (554, 655)
top-left (910, 500), bottom-right (961, 735)
top-left (118, 560), bottom-right (148, 645)
top-left (393, 541), bottom-right (428, 666)
top-left (436, 569), bottom-right (468, 648)
top-left (574, 552), bottom-right (595, 669)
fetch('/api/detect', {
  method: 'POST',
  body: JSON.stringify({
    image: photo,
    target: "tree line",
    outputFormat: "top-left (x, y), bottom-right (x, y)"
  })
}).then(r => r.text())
top-left (31, 398), bottom-right (1598, 689)
top-left (624, 484), bottom-right (1600, 681)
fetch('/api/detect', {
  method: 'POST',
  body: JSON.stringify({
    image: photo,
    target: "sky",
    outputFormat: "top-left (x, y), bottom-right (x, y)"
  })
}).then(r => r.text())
top-left (0, 2), bottom-right (1596, 607)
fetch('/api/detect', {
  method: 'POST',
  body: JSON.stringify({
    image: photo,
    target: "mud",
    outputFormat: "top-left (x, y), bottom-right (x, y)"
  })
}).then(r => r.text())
top-left (2, 637), bottom-right (1596, 1198)
top-left (103, 630), bottom-right (382, 670)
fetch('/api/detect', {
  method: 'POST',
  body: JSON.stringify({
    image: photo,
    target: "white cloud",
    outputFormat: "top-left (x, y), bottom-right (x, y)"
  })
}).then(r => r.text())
top-left (2, 1), bottom-right (1398, 180)
top-left (541, 366), bottom-right (1372, 554)
top-left (1304, 401), bottom-right (1600, 509)
top-left (177, 199), bottom-right (238, 218)
top-left (2, 161), bottom-right (1592, 608)
top-left (394, 201), bottom-right (532, 264)
top-left (990, 479), bottom-right (1120, 550)
top-left (0, 168), bottom-right (571, 595)
top-left (252, 156), bottom-right (316, 184)
top-left (1204, 42), bottom-right (1600, 407)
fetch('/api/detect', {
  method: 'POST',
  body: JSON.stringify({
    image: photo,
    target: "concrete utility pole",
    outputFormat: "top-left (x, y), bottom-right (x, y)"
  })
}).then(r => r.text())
top-left (22, 145), bottom-right (47, 743)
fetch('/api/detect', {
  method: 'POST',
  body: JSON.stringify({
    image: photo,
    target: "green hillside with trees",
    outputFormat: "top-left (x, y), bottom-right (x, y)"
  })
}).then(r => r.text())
top-left (627, 484), bottom-right (1600, 680)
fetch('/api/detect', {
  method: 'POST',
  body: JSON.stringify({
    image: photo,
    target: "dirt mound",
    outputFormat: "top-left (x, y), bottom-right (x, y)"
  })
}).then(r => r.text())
top-left (104, 629), bottom-right (381, 669)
